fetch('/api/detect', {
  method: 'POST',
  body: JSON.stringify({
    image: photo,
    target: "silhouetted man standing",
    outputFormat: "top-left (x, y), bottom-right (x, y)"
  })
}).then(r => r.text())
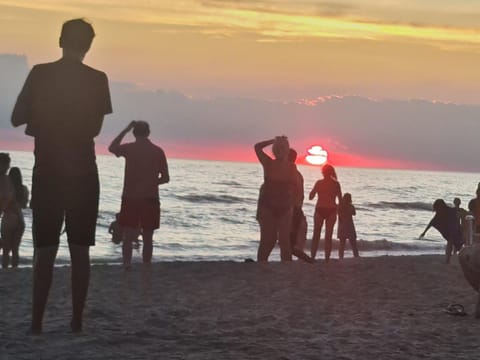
top-left (11, 19), bottom-right (112, 333)
top-left (109, 121), bottom-right (169, 269)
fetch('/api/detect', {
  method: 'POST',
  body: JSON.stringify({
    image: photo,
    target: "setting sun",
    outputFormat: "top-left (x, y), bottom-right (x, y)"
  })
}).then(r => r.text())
top-left (305, 145), bottom-right (328, 165)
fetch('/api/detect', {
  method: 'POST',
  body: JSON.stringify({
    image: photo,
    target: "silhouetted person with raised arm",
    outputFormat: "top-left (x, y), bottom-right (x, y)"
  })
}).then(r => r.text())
top-left (288, 149), bottom-right (313, 263)
top-left (11, 19), bottom-right (112, 333)
top-left (255, 136), bottom-right (297, 262)
top-left (109, 121), bottom-right (169, 269)
top-left (309, 164), bottom-right (342, 262)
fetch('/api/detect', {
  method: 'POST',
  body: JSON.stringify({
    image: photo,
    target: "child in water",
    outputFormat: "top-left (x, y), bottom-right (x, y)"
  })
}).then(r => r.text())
top-left (337, 193), bottom-right (360, 259)
top-left (109, 213), bottom-right (141, 249)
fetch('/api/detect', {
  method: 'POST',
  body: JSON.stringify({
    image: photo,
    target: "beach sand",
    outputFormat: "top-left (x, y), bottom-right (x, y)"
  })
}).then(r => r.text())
top-left (1, 255), bottom-right (480, 359)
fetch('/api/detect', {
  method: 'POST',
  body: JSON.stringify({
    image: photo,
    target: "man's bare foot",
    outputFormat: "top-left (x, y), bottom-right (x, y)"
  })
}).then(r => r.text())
top-left (70, 319), bottom-right (82, 333)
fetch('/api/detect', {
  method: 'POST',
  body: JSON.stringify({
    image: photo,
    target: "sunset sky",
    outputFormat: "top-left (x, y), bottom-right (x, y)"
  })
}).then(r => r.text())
top-left (1, 0), bottom-right (480, 170)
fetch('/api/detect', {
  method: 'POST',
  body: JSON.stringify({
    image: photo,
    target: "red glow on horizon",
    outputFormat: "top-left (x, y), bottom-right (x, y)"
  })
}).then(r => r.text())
top-left (0, 134), bottom-right (453, 172)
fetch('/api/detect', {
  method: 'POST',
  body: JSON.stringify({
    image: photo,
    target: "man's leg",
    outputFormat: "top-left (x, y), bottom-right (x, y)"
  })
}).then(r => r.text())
top-left (69, 244), bottom-right (90, 332)
top-left (122, 228), bottom-right (138, 269)
top-left (142, 229), bottom-right (154, 264)
top-left (32, 246), bottom-right (58, 333)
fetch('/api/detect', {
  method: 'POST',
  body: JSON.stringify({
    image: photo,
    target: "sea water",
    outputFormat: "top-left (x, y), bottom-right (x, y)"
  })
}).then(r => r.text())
top-left (3, 150), bottom-right (480, 266)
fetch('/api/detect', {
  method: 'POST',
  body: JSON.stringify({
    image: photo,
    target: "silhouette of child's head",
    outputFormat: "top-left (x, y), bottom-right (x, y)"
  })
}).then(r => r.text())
top-left (8, 167), bottom-right (22, 185)
top-left (342, 193), bottom-right (352, 204)
top-left (272, 136), bottom-right (289, 160)
top-left (133, 121), bottom-right (150, 138)
top-left (60, 18), bottom-right (95, 53)
top-left (287, 148), bottom-right (297, 163)
top-left (454, 197), bottom-right (461, 207)
top-left (0, 153), bottom-right (11, 175)
top-left (322, 164), bottom-right (337, 180)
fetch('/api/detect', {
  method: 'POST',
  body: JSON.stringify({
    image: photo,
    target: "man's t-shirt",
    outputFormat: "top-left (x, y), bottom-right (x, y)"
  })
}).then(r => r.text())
top-left (12, 58), bottom-right (112, 175)
top-left (115, 139), bottom-right (169, 199)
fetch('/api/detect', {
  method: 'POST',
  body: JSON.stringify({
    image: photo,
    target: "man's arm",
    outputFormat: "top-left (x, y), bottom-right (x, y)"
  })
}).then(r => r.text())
top-left (254, 139), bottom-right (274, 166)
top-left (108, 121), bottom-right (135, 156)
top-left (158, 150), bottom-right (170, 185)
top-left (12, 69), bottom-right (34, 128)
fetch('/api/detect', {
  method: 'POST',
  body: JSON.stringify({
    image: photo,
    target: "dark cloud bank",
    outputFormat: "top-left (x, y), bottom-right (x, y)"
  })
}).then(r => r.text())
top-left (1, 54), bottom-right (480, 172)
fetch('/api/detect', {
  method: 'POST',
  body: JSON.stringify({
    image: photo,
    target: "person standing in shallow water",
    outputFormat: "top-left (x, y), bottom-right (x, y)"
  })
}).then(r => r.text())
top-left (11, 19), bottom-right (112, 333)
top-left (309, 164), bottom-right (342, 262)
top-left (419, 199), bottom-right (464, 264)
top-left (255, 136), bottom-right (297, 262)
top-left (109, 120), bottom-right (170, 270)
top-left (1, 167), bottom-right (29, 269)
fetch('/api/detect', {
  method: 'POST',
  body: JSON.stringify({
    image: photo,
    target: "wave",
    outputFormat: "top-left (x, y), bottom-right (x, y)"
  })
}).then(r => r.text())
top-left (364, 201), bottom-right (433, 212)
top-left (305, 238), bottom-right (443, 252)
top-left (172, 194), bottom-right (249, 204)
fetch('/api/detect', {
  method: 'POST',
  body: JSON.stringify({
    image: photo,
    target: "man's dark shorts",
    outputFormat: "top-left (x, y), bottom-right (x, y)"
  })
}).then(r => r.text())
top-left (119, 198), bottom-right (160, 230)
top-left (31, 167), bottom-right (99, 248)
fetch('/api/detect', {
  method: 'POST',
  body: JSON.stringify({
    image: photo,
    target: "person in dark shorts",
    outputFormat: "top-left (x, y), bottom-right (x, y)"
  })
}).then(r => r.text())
top-left (11, 19), bottom-right (112, 333)
top-left (109, 120), bottom-right (169, 269)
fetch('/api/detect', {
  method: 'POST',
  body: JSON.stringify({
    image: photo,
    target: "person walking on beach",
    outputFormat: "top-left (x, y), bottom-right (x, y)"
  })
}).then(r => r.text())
top-left (255, 136), bottom-right (297, 262)
top-left (1, 167), bottom-right (29, 269)
top-left (11, 18), bottom-right (112, 333)
top-left (453, 198), bottom-right (468, 244)
top-left (337, 193), bottom-right (359, 259)
top-left (468, 186), bottom-right (480, 234)
top-left (288, 149), bottom-right (313, 263)
top-left (309, 164), bottom-right (342, 262)
top-left (419, 199), bottom-right (464, 264)
top-left (0, 153), bottom-right (14, 251)
top-left (109, 120), bottom-right (170, 269)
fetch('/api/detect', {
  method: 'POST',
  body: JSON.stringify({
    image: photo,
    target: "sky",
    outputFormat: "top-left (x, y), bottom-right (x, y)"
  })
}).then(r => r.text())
top-left (1, 1), bottom-right (480, 171)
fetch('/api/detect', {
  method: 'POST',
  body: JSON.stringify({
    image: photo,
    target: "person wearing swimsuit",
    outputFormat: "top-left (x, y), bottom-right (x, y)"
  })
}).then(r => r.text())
top-left (255, 136), bottom-right (298, 262)
top-left (1, 167), bottom-right (28, 268)
top-left (309, 164), bottom-right (342, 261)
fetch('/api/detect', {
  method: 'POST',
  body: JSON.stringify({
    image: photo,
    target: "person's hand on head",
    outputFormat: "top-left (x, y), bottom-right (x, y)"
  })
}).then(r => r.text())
top-left (126, 121), bottom-right (136, 132)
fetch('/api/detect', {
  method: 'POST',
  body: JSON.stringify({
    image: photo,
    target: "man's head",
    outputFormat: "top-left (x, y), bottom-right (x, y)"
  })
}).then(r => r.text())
top-left (133, 121), bottom-right (150, 138)
top-left (454, 197), bottom-right (461, 207)
top-left (0, 153), bottom-right (11, 175)
top-left (287, 149), bottom-right (297, 163)
top-left (272, 136), bottom-right (289, 160)
top-left (60, 18), bottom-right (95, 55)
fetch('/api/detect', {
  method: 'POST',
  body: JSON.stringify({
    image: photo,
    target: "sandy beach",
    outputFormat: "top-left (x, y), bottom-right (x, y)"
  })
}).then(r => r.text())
top-left (1, 255), bottom-right (480, 359)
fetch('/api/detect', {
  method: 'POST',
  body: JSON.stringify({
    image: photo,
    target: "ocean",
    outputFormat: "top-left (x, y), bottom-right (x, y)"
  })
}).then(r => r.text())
top-left (3, 150), bottom-right (480, 266)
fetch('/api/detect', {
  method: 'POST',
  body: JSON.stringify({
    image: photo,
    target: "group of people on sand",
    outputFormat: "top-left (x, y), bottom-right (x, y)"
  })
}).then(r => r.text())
top-left (255, 136), bottom-right (359, 263)
top-left (7, 18), bottom-right (169, 334)
top-left (0, 153), bottom-right (29, 269)
top-left (419, 189), bottom-right (480, 264)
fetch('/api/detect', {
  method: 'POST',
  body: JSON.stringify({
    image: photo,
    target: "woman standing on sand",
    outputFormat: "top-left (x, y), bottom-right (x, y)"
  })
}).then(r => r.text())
top-left (309, 164), bottom-right (342, 262)
top-left (255, 136), bottom-right (298, 262)
top-left (1, 167), bottom-right (28, 268)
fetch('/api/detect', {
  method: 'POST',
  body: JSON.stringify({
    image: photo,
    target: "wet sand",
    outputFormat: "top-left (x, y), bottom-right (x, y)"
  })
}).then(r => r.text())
top-left (1, 255), bottom-right (479, 359)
